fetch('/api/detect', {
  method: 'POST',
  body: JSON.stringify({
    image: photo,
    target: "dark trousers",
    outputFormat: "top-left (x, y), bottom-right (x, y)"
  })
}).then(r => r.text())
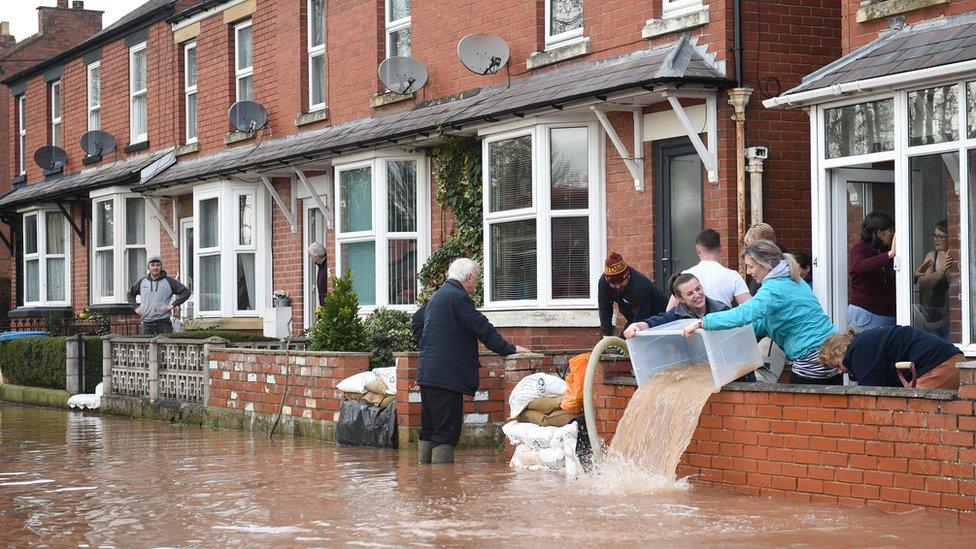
top-left (419, 385), bottom-right (464, 446)
top-left (141, 319), bottom-right (172, 335)
top-left (790, 372), bottom-right (844, 385)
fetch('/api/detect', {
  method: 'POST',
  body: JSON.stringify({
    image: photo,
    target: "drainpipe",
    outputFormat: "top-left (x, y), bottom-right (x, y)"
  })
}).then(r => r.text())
top-left (733, 0), bottom-right (744, 88)
top-left (728, 88), bottom-right (753, 266)
top-left (746, 146), bottom-right (768, 225)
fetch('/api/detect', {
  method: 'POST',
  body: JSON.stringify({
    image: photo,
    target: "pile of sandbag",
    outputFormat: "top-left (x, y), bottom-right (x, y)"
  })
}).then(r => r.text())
top-left (504, 372), bottom-right (582, 475)
top-left (335, 366), bottom-right (397, 408)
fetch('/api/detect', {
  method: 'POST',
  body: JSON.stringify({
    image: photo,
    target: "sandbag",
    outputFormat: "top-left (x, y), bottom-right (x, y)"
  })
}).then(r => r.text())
top-left (525, 396), bottom-right (563, 414)
top-left (508, 373), bottom-right (567, 419)
top-left (561, 352), bottom-right (590, 414)
top-left (543, 409), bottom-right (576, 428)
top-left (334, 400), bottom-right (398, 448)
top-left (343, 391), bottom-right (364, 401)
top-left (364, 377), bottom-right (390, 396)
top-left (336, 371), bottom-right (378, 394)
top-left (517, 409), bottom-right (547, 426)
top-left (371, 366), bottom-right (398, 395)
top-left (503, 421), bottom-right (581, 477)
top-left (362, 390), bottom-right (387, 407)
top-left (379, 395), bottom-right (396, 408)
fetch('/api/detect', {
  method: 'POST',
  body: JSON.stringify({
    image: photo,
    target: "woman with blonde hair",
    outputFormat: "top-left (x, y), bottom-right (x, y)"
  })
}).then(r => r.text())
top-left (684, 240), bottom-right (840, 385)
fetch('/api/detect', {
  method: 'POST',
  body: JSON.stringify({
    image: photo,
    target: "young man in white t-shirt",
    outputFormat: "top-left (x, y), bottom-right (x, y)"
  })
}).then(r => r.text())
top-left (666, 229), bottom-right (751, 309)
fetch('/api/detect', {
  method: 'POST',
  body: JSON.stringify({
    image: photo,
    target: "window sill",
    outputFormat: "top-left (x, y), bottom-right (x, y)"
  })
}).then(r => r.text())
top-left (371, 91), bottom-right (414, 108)
top-left (642, 6), bottom-right (709, 39)
top-left (82, 154), bottom-right (102, 166)
top-left (7, 306), bottom-right (73, 318)
top-left (856, 0), bottom-right (948, 23)
top-left (175, 142), bottom-right (199, 156)
top-left (125, 140), bottom-right (150, 154)
top-left (11, 175), bottom-right (26, 187)
top-left (526, 37), bottom-right (591, 70)
top-left (295, 107), bottom-right (330, 127)
top-left (224, 131), bottom-right (256, 145)
top-left (481, 308), bottom-right (600, 328)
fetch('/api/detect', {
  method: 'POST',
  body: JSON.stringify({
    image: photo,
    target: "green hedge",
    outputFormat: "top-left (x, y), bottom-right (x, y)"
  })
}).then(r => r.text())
top-left (0, 336), bottom-right (102, 393)
top-left (126, 329), bottom-right (276, 342)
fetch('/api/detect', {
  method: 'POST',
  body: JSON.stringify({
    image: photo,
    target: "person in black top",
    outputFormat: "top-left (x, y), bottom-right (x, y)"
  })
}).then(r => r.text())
top-left (597, 252), bottom-right (668, 337)
top-left (820, 325), bottom-right (963, 389)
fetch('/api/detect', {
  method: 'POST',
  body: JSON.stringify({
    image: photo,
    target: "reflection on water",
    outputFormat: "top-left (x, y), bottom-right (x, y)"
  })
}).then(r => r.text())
top-left (0, 402), bottom-right (973, 546)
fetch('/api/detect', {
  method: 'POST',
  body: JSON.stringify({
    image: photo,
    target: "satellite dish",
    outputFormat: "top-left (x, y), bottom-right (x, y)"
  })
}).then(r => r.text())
top-left (80, 130), bottom-right (117, 157)
top-left (228, 100), bottom-right (268, 134)
top-left (378, 56), bottom-right (428, 95)
top-left (34, 146), bottom-right (68, 172)
top-left (457, 33), bottom-right (510, 75)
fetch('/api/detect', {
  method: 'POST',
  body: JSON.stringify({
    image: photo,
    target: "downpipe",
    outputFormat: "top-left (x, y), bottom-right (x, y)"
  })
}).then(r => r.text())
top-left (582, 336), bottom-right (629, 462)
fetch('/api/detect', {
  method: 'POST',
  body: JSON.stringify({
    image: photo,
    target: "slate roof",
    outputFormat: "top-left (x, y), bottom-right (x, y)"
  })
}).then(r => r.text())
top-left (137, 38), bottom-right (730, 191)
top-left (782, 13), bottom-right (976, 97)
top-left (0, 149), bottom-right (173, 210)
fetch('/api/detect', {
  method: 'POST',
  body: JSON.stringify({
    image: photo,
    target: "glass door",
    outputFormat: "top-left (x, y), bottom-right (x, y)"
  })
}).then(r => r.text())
top-left (654, 138), bottom-right (703, 292)
top-left (179, 218), bottom-right (195, 318)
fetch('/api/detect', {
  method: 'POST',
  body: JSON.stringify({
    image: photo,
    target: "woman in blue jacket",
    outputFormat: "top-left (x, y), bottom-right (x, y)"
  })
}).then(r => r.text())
top-left (684, 240), bottom-right (840, 385)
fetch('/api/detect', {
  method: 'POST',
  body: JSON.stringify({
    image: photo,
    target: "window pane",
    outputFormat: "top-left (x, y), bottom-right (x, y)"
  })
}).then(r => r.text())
top-left (96, 200), bottom-right (113, 247)
top-left (390, 0), bottom-right (411, 21)
top-left (47, 258), bottom-right (66, 302)
top-left (310, 54), bottom-right (326, 106)
top-left (200, 198), bottom-right (219, 248)
top-left (387, 160), bottom-right (416, 232)
top-left (132, 95), bottom-right (147, 138)
top-left (199, 255), bottom-right (221, 311)
top-left (388, 239), bottom-right (417, 305)
top-left (237, 25), bottom-right (253, 70)
top-left (89, 109), bottom-right (100, 131)
top-left (25, 260), bottom-right (39, 302)
top-left (237, 252), bottom-right (256, 310)
top-left (89, 66), bottom-right (100, 105)
top-left (340, 167), bottom-right (372, 232)
top-left (46, 212), bottom-right (64, 255)
top-left (53, 123), bottom-right (61, 148)
top-left (551, 217), bottom-right (589, 299)
top-left (910, 152), bottom-right (961, 343)
top-left (52, 84), bottom-right (61, 117)
top-left (968, 82), bottom-right (976, 139)
top-left (824, 99), bottom-right (894, 159)
top-left (490, 220), bottom-right (537, 301)
top-left (237, 76), bottom-right (253, 102)
top-left (24, 215), bottom-right (37, 255)
top-left (341, 241), bottom-right (376, 306)
top-left (126, 248), bottom-right (146, 288)
top-left (908, 85), bottom-right (959, 146)
top-left (550, 127), bottom-right (588, 209)
top-left (238, 194), bottom-right (254, 246)
top-left (310, 0), bottom-right (325, 46)
top-left (389, 27), bottom-right (412, 57)
top-left (96, 250), bottom-right (114, 298)
top-left (550, 0), bottom-right (583, 36)
top-left (970, 150), bottom-right (976, 343)
top-left (132, 49), bottom-right (147, 91)
top-left (187, 93), bottom-right (197, 140)
top-left (186, 47), bottom-right (197, 87)
top-left (489, 135), bottom-right (532, 212)
top-left (126, 198), bottom-right (145, 245)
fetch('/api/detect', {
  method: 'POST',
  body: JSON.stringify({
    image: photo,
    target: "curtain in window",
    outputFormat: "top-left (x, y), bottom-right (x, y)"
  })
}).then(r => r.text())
top-left (311, 0), bottom-right (325, 45)
top-left (388, 239), bottom-right (417, 305)
top-left (25, 260), bottom-right (39, 302)
top-left (340, 167), bottom-right (372, 232)
top-left (489, 136), bottom-right (533, 212)
top-left (24, 216), bottom-right (37, 255)
top-left (46, 213), bottom-right (65, 255)
top-left (239, 195), bottom-right (254, 245)
top-left (47, 259), bottom-right (66, 302)
top-left (199, 255), bottom-right (221, 311)
top-left (97, 201), bottom-right (113, 247)
top-left (200, 198), bottom-right (219, 248)
top-left (126, 198), bottom-right (145, 245)
top-left (341, 241), bottom-right (375, 306)
top-left (96, 251), bottom-right (114, 297)
top-left (237, 253), bottom-right (256, 310)
top-left (550, 0), bottom-right (583, 35)
top-left (237, 26), bottom-right (253, 69)
top-left (387, 160), bottom-right (416, 232)
top-left (550, 127), bottom-right (588, 209)
top-left (490, 220), bottom-right (537, 301)
top-left (310, 55), bottom-right (326, 106)
top-left (551, 217), bottom-right (589, 299)
top-left (126, 249), bottom-right (146, 287)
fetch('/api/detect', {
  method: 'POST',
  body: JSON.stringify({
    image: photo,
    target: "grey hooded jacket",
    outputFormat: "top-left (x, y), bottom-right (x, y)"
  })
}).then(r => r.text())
top-left (127, 270), bottom-right (191, 322)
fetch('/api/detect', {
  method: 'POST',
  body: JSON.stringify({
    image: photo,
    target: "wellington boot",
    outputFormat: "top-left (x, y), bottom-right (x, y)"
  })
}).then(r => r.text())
top-left (430, 444), bottom-right (455, 464)
top-left (418, 440), bottom-right (433, 464)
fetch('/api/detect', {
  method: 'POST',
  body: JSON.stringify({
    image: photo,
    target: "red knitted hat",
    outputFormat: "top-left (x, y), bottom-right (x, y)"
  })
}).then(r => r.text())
top-left (604, 252), bottom-right (630, 284)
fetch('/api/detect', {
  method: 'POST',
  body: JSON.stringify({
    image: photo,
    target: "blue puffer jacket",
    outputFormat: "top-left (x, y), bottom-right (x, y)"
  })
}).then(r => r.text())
top-left (702, 265), bottom-right (836, 360)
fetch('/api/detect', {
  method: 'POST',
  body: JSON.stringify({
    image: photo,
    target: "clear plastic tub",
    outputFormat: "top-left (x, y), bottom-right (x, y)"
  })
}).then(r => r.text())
top-left (625, 318), bottom-right (762, 390)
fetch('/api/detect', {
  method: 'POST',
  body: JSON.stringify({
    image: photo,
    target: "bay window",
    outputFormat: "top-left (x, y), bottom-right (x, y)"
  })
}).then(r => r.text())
top-left (385, 0), bottom-right (411, 58)
top-left (50, 80), bottom-right (62, 148)
top-left (129, 42), bottom-right (148, 143)
top-left (22, 210), bottom-right (69, 306)
top-left (308, 0), bottom-right (326, 110)
top-left (90, 192), bottom-right (152, 305)
top-left (87, 61), bottom-right (100, 131)
top-left (184, 42), bottom-right (197, 143)
top-left (234, 21), bottom-right (253, 102)
top-left (545, 0), bottom-right (583, 48)
top-left (335, 155), bottom-right (428, 309)
top-left (482, 124), bottom-right (602, 308)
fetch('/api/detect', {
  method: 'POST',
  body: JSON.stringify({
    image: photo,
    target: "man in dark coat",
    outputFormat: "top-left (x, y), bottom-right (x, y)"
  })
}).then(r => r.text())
top-left (597, 252), bottom-right (668, 336)
top-left (307, 242), bottom-right (328, 305)
top-left (412, 258), bottom-right (529, 464)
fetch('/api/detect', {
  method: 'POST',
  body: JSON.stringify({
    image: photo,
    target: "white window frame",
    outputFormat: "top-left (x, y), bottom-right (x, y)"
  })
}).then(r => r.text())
top-left (545, 0), bottom-right (584, 49)
top-left (21, 208), bottom-right (71, 307)
top-left (384, 0), bottom-right (411, 58)
top-left (179, 217), bottom-right (195, 319)
top-left (87, 61), bottom-right (100, 131)
top-left (88, 188), bottom-right (157, 305)
top-left (303, 201), bottom-right (328, 327)
top-left (233, 189), bottom-right (258, 315)
top-left (17, 95), bottom-right (26, 176)
top-left (234, 20), bottom-right (253, 102)
top-left (193, 182), bottom-right (271, 318)
top-left (50, 79), bottom-right (62, 148)
top-left (480, 121), bottom-right (605, 310)
top-left (662, 0), bottom-right (703, 19)
top-left (307, 0), bottom-right (326, 112)
top-left (129, 42), bottom-right (148, 144)
top-left (184, 42), bottom-right (198, 143)
top-left (333, 152), bottom-right (430, 311)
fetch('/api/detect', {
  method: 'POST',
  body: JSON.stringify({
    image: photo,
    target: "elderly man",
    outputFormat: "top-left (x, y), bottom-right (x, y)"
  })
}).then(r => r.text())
top-left (411, 258), bottom-right (529, 464)
top-left (127, 255), bottom-right (191, 335)
top-left (307, 242), bottom-right (328, 305)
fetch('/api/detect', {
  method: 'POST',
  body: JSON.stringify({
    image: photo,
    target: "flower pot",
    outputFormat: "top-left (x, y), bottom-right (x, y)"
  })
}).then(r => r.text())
top-left (274, 297), bottom-right (292, 307)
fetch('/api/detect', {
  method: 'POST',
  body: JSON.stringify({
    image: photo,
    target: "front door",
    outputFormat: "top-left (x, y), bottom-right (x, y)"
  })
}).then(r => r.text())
top-left (304, 206), bottom-right (328, 328)
top-left (654, 138), bottom-right (704, 292)
top-left (179, 218), bottom-right (195, 318)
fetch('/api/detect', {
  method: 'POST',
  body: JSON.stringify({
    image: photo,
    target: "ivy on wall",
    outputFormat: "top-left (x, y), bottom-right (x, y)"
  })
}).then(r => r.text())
top-left (417, 135), bottom-right (484, 304)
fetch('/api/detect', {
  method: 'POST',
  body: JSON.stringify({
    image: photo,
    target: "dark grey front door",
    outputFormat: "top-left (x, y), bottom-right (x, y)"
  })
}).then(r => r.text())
top-left (654, 138), bottom-right (704, 293)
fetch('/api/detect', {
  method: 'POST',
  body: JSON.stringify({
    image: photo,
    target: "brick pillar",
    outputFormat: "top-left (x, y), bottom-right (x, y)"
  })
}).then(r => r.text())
top-left (502, 353), bottom-right (544, 419)
top-left (395, 352), bottom-right (421, 445)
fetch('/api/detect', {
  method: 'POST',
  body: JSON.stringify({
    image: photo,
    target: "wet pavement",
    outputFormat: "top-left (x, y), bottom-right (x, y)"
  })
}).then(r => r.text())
top-left (1, 402), bottom-right (974, 547)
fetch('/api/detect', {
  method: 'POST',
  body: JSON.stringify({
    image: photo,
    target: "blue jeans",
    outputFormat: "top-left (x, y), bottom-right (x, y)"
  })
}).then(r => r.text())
top-left (846, 305), bottom-right (895, 334)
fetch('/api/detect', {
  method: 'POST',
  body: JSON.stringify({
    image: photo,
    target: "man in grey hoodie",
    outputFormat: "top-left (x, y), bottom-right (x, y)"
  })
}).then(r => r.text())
top-left (127, 255), bottom-right (192, 335)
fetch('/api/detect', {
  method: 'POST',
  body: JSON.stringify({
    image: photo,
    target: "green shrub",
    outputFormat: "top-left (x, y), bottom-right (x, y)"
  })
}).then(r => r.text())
top-left (309, 271), bottom-right (368, 352)
top-left (0, 336), bottom-right (101, 393)
top-left (175, 329), bottom-right (275, 342)
top-left (364, 308), bottom-right (416, 369)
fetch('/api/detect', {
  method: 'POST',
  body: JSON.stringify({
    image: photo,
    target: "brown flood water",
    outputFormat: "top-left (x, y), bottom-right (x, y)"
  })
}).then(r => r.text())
top-left (1, 402), bottom-right (974, 547)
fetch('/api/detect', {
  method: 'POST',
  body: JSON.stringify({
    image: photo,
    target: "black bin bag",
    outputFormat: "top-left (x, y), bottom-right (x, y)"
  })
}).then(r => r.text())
top-left (334, 400), bottom-right (398, 448)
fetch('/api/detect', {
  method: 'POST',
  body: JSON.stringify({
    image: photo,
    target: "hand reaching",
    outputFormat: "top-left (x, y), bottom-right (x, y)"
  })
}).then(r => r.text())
top-left (683, 320), bottom-right (703, 339)
top-left (623, 322), bottom-right (648, 339)
top-left (514, 345), bottom-right (531, 354)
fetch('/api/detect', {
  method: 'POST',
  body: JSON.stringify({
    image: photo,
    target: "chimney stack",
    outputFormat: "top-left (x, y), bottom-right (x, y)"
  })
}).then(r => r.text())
top-left (56, 0), bottom-right (68, 8)
top-left (73, 1), bottom-right (84, 9)
top-left (0, 22), bottom-right (10, 37)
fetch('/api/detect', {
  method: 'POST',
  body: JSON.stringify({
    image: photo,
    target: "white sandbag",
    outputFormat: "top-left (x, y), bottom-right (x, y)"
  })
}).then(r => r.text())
top-left (67, 382), bottom-right (103, 410)
top-left (508, 373), bottom-right (567, 419)
top-left (504, 420), bottom-right (582, 477)
top-left (502, 420), bottom-right (559, 449)
top-left (371, 367), bottom-right (397, 395)
top-left (335, 371), bottom-right (378, 394)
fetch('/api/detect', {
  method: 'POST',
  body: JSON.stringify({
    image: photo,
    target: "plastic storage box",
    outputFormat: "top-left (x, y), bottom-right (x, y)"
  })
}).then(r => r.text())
top-left (625, 318), bottom-right (762, 390)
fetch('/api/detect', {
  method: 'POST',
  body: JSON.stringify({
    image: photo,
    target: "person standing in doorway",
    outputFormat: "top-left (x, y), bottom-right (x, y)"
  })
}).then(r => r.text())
top-left (913, 220), bottom-right (952, 340)
top-left (848, 212), bottom-right (896, 333)
top-left (127, 255), bottom-right (191, 335)
top-left (307, 242), bottom-right (329, 306)
top-left (411, 258), bottom-right (529, 464)
top-left (598, 252), bottom-right (668, 337)
top-left (665, 229), bottom-right (751, 310)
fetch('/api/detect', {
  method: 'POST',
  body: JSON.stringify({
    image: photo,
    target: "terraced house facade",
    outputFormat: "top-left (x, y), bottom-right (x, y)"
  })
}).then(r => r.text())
top-left (1, 0), bottom-right (841, 349)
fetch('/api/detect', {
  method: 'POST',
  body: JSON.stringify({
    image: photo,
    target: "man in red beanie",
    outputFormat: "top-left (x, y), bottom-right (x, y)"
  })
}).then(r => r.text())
top-left (597, 252), bottom-right (668, 337)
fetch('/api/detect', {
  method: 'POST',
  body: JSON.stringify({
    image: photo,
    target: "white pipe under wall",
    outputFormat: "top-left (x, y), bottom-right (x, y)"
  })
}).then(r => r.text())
top-left (746, 147), bottom-right (766, 225)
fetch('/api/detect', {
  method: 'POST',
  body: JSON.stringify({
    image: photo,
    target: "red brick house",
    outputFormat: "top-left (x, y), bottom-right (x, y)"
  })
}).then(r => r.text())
top-left (0, 0), bottom-right (841, 350)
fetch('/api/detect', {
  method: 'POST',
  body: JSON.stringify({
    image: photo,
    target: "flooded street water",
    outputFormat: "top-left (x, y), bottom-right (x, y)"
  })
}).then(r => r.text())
top-left (1, 402), bottom-right (974, 547)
